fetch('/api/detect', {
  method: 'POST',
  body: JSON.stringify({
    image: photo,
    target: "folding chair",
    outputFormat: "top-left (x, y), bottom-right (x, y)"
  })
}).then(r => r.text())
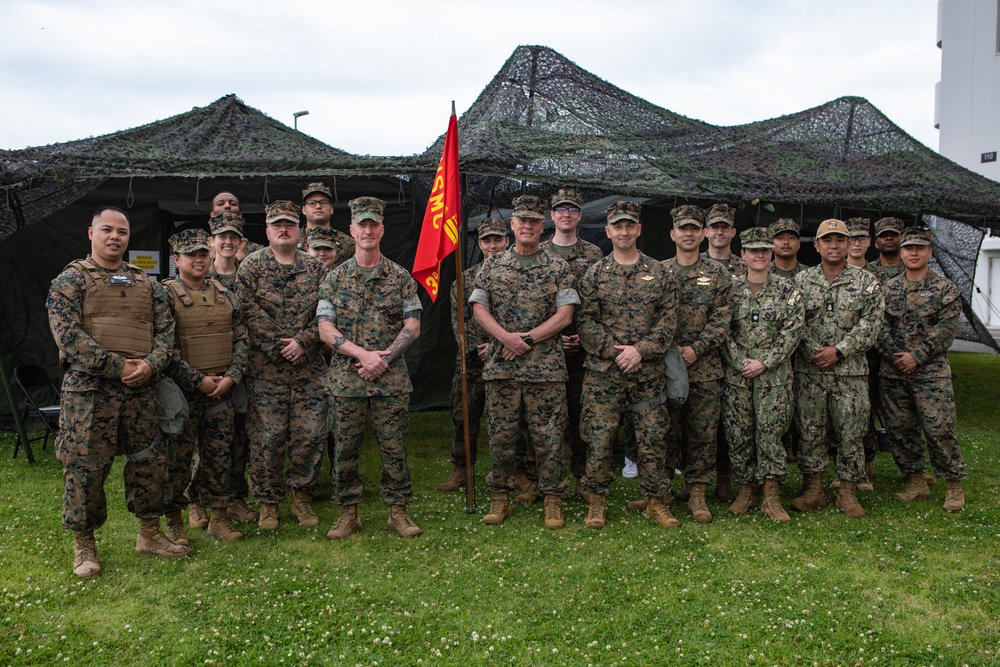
top-left (13, 364), bottom-right (61, 461)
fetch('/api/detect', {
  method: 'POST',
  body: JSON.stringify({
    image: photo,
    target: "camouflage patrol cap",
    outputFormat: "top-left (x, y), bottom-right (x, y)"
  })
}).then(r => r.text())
top-left (740, 226), bottom-right (773, 249)
top-left (606, 200), bottom-right (641, 224)
top-left (706, 203), bottom-right (736, 227)
top-left (302, 182), bottom-right (333, 202)
top-left (900, 226), bottom-right (933, 247)
top-left (769, 218), bottom-right (799, 237)
top-left (208, 211), bottom-right (245, 237)
top-left (816, 218), bottom-right (849, 238)
top-left (477, 217), bottom-right (508, 239)
top-left (511, 195), bottom-right (546, 220)
top-left (874, 216), bottom-right (905, 237)
top-left (550, 187), bottom-right (584, 209)
top-left (169, 228), bottom-right (211, 254)
top-left (265, 200), bottom-right (300, 225)
top-left (845, 217), bottom-right (871, 238)
top-left (349, 196), bottom-right (385, 224)
top-left (670, 204), bottom-right (706, 228)
top-left (305, 226), bottom-right (338, 249)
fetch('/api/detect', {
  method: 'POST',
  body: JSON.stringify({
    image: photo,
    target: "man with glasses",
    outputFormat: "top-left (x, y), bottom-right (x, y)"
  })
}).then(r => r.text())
top-left (539, 188), bottom-right (603, 493)
top-left (301, 182), bottom-right (355, 268)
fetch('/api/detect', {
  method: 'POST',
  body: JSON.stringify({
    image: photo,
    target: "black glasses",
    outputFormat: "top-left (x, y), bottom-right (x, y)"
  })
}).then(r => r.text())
top-left (304, 199), bottom-right (331, 208)
top-left (552, 206), bottom-right (581, 214)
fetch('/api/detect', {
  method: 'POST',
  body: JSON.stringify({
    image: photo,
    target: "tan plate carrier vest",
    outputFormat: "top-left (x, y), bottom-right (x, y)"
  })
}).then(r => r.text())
top-left (164, 278), bottom-right (234, 375)
top-left (69, 259), bottom-right (154, 358)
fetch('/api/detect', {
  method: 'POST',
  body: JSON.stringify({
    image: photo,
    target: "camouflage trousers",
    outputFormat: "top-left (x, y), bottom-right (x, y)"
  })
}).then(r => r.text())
top-left (881, 374), bottom-right (965, 480)
top-left (485, 379), bottom-right (568, 496)
top-left (246, 375), bottom-right (328, 504)
top-left (331, 394), bottom-right (413, 506)
top-left (56, 380), bottom-right (165, 532)
top-left (166, 393), bottom-right (234, 512)
top-left (667, 379), bottom-right (722, 485)
top-left (449, 353), bottom-right (486, 468)
top-left (722, 380), bottom-right (793, 484)
top-left (563, 351), bottom-right (588, 479)
top-left (795, 373), bottom-right (867, 482)
top-left (580, 369), bottom-right (671, 498)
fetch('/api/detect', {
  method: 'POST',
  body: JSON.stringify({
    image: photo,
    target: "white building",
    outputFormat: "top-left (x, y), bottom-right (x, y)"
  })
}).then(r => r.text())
top-left (936, 0), bottom-right (1000, 339)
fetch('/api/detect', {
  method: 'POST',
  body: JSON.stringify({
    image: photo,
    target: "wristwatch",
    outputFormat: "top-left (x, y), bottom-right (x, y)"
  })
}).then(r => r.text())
top-left (523, 335), bottom-right (535, 346)
top-left (835, 348), bottom-right (844, 360)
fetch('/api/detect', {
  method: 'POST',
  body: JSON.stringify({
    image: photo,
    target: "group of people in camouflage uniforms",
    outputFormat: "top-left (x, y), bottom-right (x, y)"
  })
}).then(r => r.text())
top-left (440, 190), bottom-right (967, 532)
top-left (47, 181), bottom-right (967, 579)
top-left (49, 184), bottom-right (423, 578)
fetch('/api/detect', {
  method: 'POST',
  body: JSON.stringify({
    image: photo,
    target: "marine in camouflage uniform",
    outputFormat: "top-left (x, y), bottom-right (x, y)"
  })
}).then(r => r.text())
top-left (471, 195), bottom-right (580, 529)
top-left (203, 212), bottom-right (257, 525)
top-left (539, 188), bottom-right (604, 482)
top-left (769, 218), bottom-right (807, 280)
top-left (876, 227), bottom-right (966, 512)
top-left (304, 226), bottom-right (341, 272)
top-left (661, 204), bottom-right (733, 523)
top-left (868, 217), bottom-right (906, 285)
top-left (792, 219), bottom-right (884, 518)
top-left (299, 182), bottom-right (356, 265)
top-left (162, 229), bottom-right (249, 543)
top-left (318, 197), bottom-right (424, 539)
top-left (578, 202), bottom-right (678, 530)
top-left (236, 200), bottom-right (329, 530)
top-left (48, 206), bottom-right (187, 578)
top-left (722, 227), bottom-right (803, 522)
top-left (438, 217), bottom-right (510, 491)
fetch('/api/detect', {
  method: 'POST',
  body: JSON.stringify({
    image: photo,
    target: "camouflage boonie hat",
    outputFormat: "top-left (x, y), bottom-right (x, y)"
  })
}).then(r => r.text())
top-left (670, 204), bottom-right (706, 228)
top-left (477, 217), bottom-right (507, 239)
top-left (305, 226), bottom-right (338, 249)
top-left (349, 196), bottom-right (385, 224)
top-left (845, 217), bottom-right (871, 238)
top-left (169, 228), bottom-right (211, 254)
top-left (512, 195), bottom-right (546, 220)
top-left (606, 200), bottom-right (641, 224)
top-left (816, 218), bottom-right (849, 238)
top-left (740, 226), bottom-right (773, 249)
top-left (706, 203), bottom-right (736, 227)
top-left (550, 188), bottom-right (584, 209)
top-left (769, 218), bottom-right (799, 237)
top-left (265, 200), bottom-right (300, 225)
top-left (874, 217), bottom-right (905, 236)
top-left (208, 212), bottom-right (245, 237)
top-left (900, 226), bottom-right (933, 247)
top-left (302, 182), bottom-right (333, 202)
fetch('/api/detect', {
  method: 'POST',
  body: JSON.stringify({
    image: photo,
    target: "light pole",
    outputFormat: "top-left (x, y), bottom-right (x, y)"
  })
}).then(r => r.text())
top-left (293, 110), bottom-right (310, 131)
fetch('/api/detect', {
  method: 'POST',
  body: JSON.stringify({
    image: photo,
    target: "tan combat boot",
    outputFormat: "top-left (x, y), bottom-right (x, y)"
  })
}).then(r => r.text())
top-left (759, 479), bottom-right (790, 522)
top-left (258, 503), bottom-right (279, 531)
top-left (543, 495), bottom-right (564, 530)
top-left (857, 460), bottom-right (875, 492)
top-left (290, 490), bottom-right (319, 527)
top-left (136, 517), bottom-right (190, 558)
top-left (165, 510), bottom-right (189, 547)
top-left (921, 470), bottom-right (937, 486)
top-left (626, 497), bottom-right (649, 512)
top-left (575, 479), bottom-right (598, 504)
top-left (791, 471), bottom-right (828, 512)
top-left (207, 507), bottom-right (244, 542)
top-left (687, 482), bottom-right (712, 523)
top-left (386, 504), bottom-right (422, 538)
top-left (188, 503), bottom-right (209, 529)
top-left (514, 474), bottom-right (540, 505)
top-left (437, 466), bottom-right (467, 492)
top-left (645, 496), bottom-right (680, 528)
top-left (229, 498), bottom-right (259, 522)
top-left (483, 493), bottom-right (513, 525)
top-left (728, 483), bottom-right (758, 515)
top-left (73, 531), bottom-right (102, 578)
top-left (892, 472), bottom-right (931, 502)
top-left (584, 495), bottom-right (606, 530)
top-left (715, 471), bottom-right (736, 503)
top-left (326, 504), bottom-right (362, 539)
top-left (836, 480), bottom-right (866, 518)
top-left (943, 480), bottom-right (965, 513)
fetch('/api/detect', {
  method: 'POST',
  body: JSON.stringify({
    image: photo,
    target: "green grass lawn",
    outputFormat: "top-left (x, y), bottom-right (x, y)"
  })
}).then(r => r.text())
top-left (1, 352), bottom-right (996, 666)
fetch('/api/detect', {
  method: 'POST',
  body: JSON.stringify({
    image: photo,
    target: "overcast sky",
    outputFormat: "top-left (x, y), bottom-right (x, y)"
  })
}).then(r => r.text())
top-left (0, 0), bottom-right (941, 156)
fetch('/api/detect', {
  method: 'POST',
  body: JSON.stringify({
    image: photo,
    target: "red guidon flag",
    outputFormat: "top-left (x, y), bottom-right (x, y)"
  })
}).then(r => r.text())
top-left (412, 113), bottom-right (461, 301)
